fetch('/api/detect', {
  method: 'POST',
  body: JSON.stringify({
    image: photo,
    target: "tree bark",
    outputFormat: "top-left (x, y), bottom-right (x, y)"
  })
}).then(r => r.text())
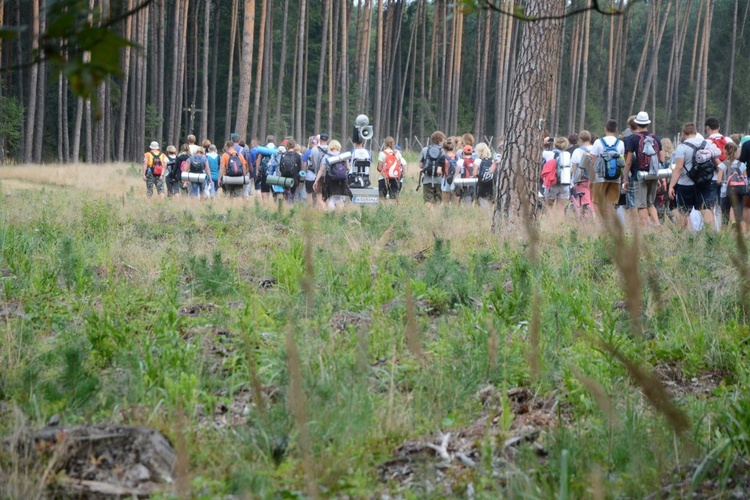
top-left (339, 0), bottom-right (349, 141)
top-left (223, 0), bottom-right (238, 142)
top-left (33, 2), bottom-right (46, 164)
top-left (251, 0), bottom-right (267, 140)
top-left (117, 0), bottom-right (134, 161)
top-left (260, 0), bottom-right (272, 140)
top-left (200, 0), bottom-right (210, 141)
top-left (578, 4), bottom-right (591, 132)
top-left (314, 0), bottom-right (331, 135)
top-left (294, 0), bottom-right (307, 139)
top-left (209, 0), bottom-right (218, 141)
top-left (493, 0), bottom-right (565, 227)
top-left (726, 0), bottom-right (738, 132)
top-left (274, 0), bottom-right (290, 136)
top-left (23, 0), bottom-right (39, 163)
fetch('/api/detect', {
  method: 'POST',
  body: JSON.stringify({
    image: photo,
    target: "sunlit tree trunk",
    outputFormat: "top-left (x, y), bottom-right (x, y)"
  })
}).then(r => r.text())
top-left (223, 0), bottom-right (238, 142)
top-left (294, 0), bottom-right (307, 139)
top-left (726, 0), bottom-right (738, 132)
top-left (23, 0), bottom-right (39, 163)
top-left (494, 0), bottom-right (565, 227)
top-left (251, 0), bottom-right (267, 140)
top-left (339, 0), bottom-right (349, 140)
top-left (199, 0), bottom-right (210, 141)
top-left (32, 2), bottom-right (46, 164)
top-left (578, 4), bottom-right (591, 132)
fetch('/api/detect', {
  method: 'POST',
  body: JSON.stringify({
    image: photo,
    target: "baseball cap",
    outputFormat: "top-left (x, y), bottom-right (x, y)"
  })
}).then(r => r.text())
top-left (320, 133), bottom-right (329, 141)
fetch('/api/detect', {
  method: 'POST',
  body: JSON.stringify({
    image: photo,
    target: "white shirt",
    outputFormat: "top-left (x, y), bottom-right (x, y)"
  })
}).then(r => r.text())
top-left (589, 136), bottom-right (625, 183)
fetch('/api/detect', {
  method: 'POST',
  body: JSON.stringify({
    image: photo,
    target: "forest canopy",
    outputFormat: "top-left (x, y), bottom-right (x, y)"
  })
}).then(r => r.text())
top-left (0, 0), bottom-right (746, 163)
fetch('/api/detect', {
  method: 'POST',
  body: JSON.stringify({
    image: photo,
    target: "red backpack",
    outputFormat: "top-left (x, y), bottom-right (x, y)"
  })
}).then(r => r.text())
top-left (382, 150), bottom-right (402, 180)
top-left (711, 135), bottom-right (728, 162)
top-left (462, 157), bottom-right (475, 178)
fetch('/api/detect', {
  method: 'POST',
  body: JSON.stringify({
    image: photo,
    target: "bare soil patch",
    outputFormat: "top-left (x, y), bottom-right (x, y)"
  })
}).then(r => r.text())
top-left (6, 425), bottom-right (175, 498)
top-left (378, 386), bottom-right (571, 492)
top-left (653, 363), bottom-right (728, 399)
top-left (178, 303), bottom-right (218, 317)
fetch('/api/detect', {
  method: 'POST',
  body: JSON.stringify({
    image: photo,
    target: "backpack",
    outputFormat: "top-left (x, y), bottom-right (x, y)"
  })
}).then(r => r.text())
top-left (636, 132), bottom-right (661, 174)
top-left (554, 150), bottom-right (572, 185)
top-left (477, 158), bottom-right (494, 186)
top-left (189, 156), bottom-right (204, 174)
top-left (444, 154), bottom-right (458, 184)
top-left (258, 155), bottom-right (271, 182)
top-left (711, 135), bottom-right (728, 162)
top-left (462, 157), bottom-right (475, 178)
top-left (685, 141), bottom-right (715, 186)
top-left (382, 150), bottom-right (402, 180)
top-left (572, 146), bottom-right (591, 184)
top-left (725, 160), bottom-right (747, 195)
top-left (327, 155), bottom-right (349, 182)
top-left (422, 144), bottom-right (445, 177)
top-left (595, 138), bottom-right (625, 181)
top-left (226, 153), bottom-right (243, 176)
top-left (150, 152), bottom-right (164, 176)
top-left (279, 151), bottom-right (298, 178)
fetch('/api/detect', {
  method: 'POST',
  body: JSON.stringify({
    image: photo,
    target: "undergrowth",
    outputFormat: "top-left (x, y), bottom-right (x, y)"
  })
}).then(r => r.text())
top-left (0, 172), bottom-right (748, 498)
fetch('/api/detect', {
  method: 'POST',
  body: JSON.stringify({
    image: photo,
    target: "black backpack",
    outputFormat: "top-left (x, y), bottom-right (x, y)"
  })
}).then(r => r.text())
top-left (189, 156), bottom-right (204, 174)
top-left (258, 155), bottom-right (271, 182)
top-left (685, 141), bottom-right (715, 187)
top-left (477, 158), bottom-right (494, 186)
top-left (279, 152), bottom-right (299, 178)
top-left (422, 144), bottom-right (445, 177)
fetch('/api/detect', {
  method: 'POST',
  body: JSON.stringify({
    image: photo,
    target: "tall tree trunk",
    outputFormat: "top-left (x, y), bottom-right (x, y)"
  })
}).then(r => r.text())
top-left (295, 0), bottom-right (307, 139)
top-left (396, 0), bottom-right (419, 143)
top-left (698, 0), bottom-right (713, 128)
top-left (327, 0), bottom-right (336, 138)
top-left (689, 0), bottom-right (705, 86)
top-left (223, 0), bottom-right (238, 142)
top-left (234, 0), bottom-right (258, 138)
top-left (209, 0), bottom-right (218, 141)
top-left (117, 0), bottom-right (134, 161)
top-left (606, 0), bottom-right (616, 119)
top-left (275, 0), bottom-right (290, 136)
top-left (339, 0), bottom-right (348, 141)
top-left (578, 4), bottom-right (591, 132)
top-left (156, 0), bottom-right (165, 142)
top-left (200, 0), bottom-right (210, 140)
top-left (62, 72), bottom-right (69, 163)
top-left (628, 3), bottom-right (654, 115)
top-left (57, 72), bottom-right (64, 163)
top-left (167, 0), bottom-right (182, 146)
top-left (313, 0), bottom-right (331, 134)
top-left (33, 3), bottom-right (46, 164)
top-left (638, 0), bottom-right (671, 114)
top-left (726, 0), bottom-right (738, 132)
top-left (251, 0), bottom-right (267, 140)
top-left (0, 0), bottom-right (4, 161)
top-left (494, 0), bottom-right (565, 226)
top-left (73, 98), bottom-right (83, 164)
top-left (23, 0), bottom-right (39, 163)
top-left (259, 0), bottom-right (272, 140)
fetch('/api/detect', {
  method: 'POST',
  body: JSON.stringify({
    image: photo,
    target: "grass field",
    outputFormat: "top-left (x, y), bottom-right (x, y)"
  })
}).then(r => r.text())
top-left (1, 162), bottom-right (749, 498)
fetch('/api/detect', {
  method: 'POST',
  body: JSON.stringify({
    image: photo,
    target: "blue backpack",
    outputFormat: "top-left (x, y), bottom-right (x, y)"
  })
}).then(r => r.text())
top-left (595, 138), bottom-right (625, 181)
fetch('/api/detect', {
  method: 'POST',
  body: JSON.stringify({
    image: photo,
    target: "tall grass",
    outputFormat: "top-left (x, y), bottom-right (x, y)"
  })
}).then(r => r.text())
top-left (0, 163), bottom-right (747, 497)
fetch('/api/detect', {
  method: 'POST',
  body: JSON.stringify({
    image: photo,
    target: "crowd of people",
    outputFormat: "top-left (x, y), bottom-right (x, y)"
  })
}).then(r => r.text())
top-left (538, 113), bottom-right (750, 231)
top-left (141, 113), bottom-right (750, 230)
top-left (141, 132), bottom-right (407, 210)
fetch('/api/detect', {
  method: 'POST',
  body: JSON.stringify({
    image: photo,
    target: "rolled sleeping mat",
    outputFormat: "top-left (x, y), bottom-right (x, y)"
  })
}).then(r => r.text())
top-left (182, 172), bottom-right (207, 183)
top-left (453, 178), bottom-right (478, 187)
top-left (265, 175), bottom-right (295, 188)
top-left (221, 175), bottom-right (252, 185)
top-left (637, 168), bottom-right (673, 181)
top-left (326, 151), bottom-right (352, 165)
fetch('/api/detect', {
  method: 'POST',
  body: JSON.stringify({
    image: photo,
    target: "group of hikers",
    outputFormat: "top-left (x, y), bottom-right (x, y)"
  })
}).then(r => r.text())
top-left (142, 113), bottom-right (750, 229)
top-left (538, 113), bottom-right (750, 231)
top-left (142, 132), bottom-right (407, 209)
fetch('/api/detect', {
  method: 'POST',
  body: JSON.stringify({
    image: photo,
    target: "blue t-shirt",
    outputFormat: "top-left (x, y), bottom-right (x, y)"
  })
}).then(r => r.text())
top-left (206, 153), bottom-right (220, 181)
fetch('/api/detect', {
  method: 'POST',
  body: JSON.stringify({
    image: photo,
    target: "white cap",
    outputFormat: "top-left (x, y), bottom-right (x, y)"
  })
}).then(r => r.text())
top-left (634, 112), bottom-right (651, 125)
top-left (277, 146), bottom-right (287, 154)
top-left (149, 141), bottom-right (160, 150)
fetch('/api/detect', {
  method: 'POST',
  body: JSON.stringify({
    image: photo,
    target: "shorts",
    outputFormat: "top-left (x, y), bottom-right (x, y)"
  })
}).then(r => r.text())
top-left (441, 177), bottom-right (455, 192)
top-left (422, 182), bottom-right (441, 204)
top-left (379, 178), bottom-right (400, 199)
top-left (625, 175), bottom-right (637, 209)
top-left (145, 171), bottom-right (165, 196)
top-left (305, 180), bottom-right (317, 195)
top-left (592, 181), bottom-right (621, 206)
top-left (675, 183), bottom-right (716, 214)
top-left (572, 181), bottom-right (592, 208)
top-left (224, 184), bottom-right (244, 198)
top-left (634, 178), bottom-right (658, 208)
top-left (545, 184), bottom-right (570, 200)
top-left (255, 179), bottom-right (270, 193)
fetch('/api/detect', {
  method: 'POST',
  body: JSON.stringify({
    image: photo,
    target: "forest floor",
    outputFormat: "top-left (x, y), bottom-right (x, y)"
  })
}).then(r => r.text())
top-left (0, 161), bottom-right (749, 498)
